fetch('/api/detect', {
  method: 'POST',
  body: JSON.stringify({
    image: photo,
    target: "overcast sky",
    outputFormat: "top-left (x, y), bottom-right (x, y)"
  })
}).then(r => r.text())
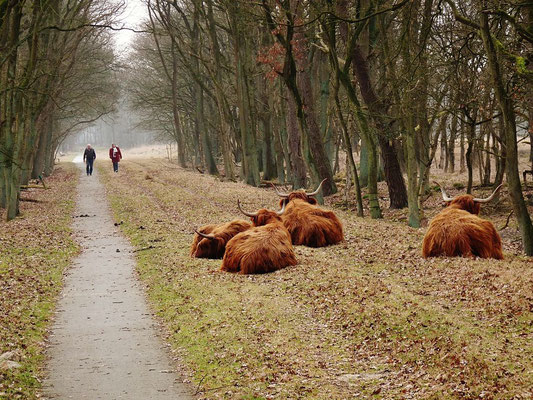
top-left (114, 0), bottom-right (147, 54)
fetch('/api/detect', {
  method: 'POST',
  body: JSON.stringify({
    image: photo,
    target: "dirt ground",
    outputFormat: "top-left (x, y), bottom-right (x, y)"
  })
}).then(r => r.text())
top-left (42, 162), bottom-right (192, 399)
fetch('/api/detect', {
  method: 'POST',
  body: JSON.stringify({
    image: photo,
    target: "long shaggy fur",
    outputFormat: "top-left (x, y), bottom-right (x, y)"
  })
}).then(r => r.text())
top-left (190, 220), bottom-right (252, 259)
top-left (221, 210), bottom-right (297, 274)
top-left (279, 193), bottom-right (344, 247)
top-left (422, 195), bottom-right (503, 259)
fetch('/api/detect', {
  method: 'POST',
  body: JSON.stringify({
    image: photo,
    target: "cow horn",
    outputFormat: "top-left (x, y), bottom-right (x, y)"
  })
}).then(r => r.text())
top-left (271, 183), bottom-right (289, 198)
top-left (473, 184), bottom-right (503, 203)
top-left (195, 230), bottom-right (216, 240)
top-left (276, 201), bottom-right (286, 215)
top-left (433, 181), bottom-right (454, 202)
top-left (307, 178), bottom-right (327, 196)
top-left (237, 200), bottom-right (258, 217)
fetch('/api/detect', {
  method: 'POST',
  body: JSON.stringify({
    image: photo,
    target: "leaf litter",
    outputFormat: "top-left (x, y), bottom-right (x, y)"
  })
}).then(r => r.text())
top-left (99, 159), bottom-right (532, 399)
top-left (0, 164), bottom-right (79, 399)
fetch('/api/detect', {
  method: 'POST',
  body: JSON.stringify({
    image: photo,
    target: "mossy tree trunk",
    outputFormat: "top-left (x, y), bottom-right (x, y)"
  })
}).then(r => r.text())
top-left (479, 9), bottom-right (533, 255)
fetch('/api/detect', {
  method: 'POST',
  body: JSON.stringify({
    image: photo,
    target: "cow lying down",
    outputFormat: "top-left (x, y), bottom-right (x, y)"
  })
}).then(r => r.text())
top-left (272, 179), bottom-right (344, 247)
top-left (191, 220), bottom-right (252, 259)
top-left (221, 201), bottom-right (297, 274)
top-left (422, 182), bottom-right (504, 259)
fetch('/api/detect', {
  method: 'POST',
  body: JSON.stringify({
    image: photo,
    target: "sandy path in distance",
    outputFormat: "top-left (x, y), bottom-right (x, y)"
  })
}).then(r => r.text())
top-left (43, 162), bottom-right (192, 399)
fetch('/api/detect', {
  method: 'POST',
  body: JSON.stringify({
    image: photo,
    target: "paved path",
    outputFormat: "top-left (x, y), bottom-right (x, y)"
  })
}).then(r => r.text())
top-left (44, 163), bottom-right (192, 399)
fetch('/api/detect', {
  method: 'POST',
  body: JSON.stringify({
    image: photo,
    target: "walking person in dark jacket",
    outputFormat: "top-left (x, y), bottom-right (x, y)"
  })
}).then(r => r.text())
top-left (109, 143), bottom-right (122, 173)
top-left (83, 144), bottom-right (96, 176)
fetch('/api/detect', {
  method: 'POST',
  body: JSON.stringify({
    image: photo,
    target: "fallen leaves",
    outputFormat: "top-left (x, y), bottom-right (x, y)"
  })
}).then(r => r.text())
top-left (98, 159), bottom-right (533, 399)
top-left (0, 164), bottom-right (79, 399)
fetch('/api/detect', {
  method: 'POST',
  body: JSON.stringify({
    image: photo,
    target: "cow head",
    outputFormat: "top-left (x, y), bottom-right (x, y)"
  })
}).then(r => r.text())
top-left (273, 179), bottom-right (327, 207)
top-left (237, 200), bottom-right (285, 226)
top-left (434, 181), bottom-right (503, 215)
top-left (192, 230), bottom-right (223, 258)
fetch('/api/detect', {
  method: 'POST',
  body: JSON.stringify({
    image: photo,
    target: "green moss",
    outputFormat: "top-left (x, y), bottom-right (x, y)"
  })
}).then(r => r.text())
top-left (515, 56), bottom-right (527, 74)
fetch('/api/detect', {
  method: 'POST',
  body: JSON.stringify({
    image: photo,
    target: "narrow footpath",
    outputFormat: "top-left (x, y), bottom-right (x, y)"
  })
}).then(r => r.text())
top-left (44, 161), bottom-right (192, 399)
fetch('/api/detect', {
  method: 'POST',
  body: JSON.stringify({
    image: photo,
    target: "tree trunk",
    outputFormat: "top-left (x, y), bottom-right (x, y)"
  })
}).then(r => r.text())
top-left (447, 112), bottom-right (458, 172)
top-left (229, 5), bottom-right (260, 186)
top-left (286, 92), bottom-right (307, 188)
top-left (480, 10), bottom-right (533, 255)
top-left (259, 75), bottom-right (277, 180)
top-left (351, 44), bottom-right (408, 209)
top-left (460, 119), bottom-right (466, 173)
top-left (465, 108), bottom-right (477, 194)
top-left (206, 0), bottom-right (235, 179)
top-left (333, 80), bottom-right (363, 216)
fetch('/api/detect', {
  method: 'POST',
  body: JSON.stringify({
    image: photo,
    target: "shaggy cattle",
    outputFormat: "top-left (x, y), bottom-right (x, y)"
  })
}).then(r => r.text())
top-left (191, 220), bottom-right (252, 259)
top-left (221, 201), bottom-right (297, 274)
top-left (273, 179), bottom-right (344, 247)
top-left (422, 182), bottom-right (504, 259)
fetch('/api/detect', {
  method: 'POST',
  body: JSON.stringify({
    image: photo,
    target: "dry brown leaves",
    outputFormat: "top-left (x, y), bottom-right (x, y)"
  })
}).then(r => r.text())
top-left (0, 164), bottom-right (79, 399)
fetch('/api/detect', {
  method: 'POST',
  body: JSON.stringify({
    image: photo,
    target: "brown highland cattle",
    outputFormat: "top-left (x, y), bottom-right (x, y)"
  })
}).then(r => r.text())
top-left (273, 179), bottom-right (344, 247)
top-left (221, 201), bottom-right (298, 274)
top-left (422, 182), bottom-right (504, 259)
top-left (191, 220), bottom-right (252, 259)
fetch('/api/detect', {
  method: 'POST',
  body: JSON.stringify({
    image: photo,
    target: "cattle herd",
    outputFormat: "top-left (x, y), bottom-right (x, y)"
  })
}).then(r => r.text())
top-left (191, 180), bottom-right (505, 274)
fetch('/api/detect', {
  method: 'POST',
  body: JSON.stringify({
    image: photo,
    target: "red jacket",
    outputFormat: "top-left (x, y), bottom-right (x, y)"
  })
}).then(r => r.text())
top-left (109, 146), bottom-right (122, 163)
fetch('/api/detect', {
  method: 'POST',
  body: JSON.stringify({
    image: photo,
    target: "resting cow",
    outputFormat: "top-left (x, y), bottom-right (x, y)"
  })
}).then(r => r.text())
top-left (422, 182), bottom-right (504, 259)
top-left (191, 220), bottom-right (252, 259)
top-left (273, 179), bottom-right (344, 247)
top-left (221, 201), bottom-right (297, 274)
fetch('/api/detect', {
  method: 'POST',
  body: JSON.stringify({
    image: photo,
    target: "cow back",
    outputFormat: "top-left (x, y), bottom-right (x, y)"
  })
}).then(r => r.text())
top-left (422, 208), bottom-right (503, 259)
top-left (282, 199), bottom-right (343, 247)
top-left (221, 223), bottom-right (297, 274)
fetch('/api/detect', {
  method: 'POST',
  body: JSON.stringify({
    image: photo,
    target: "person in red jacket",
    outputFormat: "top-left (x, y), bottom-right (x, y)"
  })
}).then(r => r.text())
top-left (109, 143), bottom-right (122, 173)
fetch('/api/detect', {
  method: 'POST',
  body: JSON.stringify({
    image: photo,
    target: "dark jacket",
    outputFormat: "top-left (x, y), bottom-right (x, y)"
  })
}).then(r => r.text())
top-left (83, 148), bottom-right (96, 162)
top-left (109, 146), bottom-right (122, 163)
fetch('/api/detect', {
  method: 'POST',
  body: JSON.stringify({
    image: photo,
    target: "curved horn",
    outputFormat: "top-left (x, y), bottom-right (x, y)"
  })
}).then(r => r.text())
top-left (195, 230), bottom-right (216, 240)
top-left (473, 184), bottom-right (503, 203)
top-left (237, 200), bottom-right (258, 217)
top-left (270, 182), bottom-right (289, 198)
top-left (307, 178), bottom-right (327, 196)
top-left (433, 181), bottom-right (454, 202)
top-left (276, 201), bottom-right (286, 215)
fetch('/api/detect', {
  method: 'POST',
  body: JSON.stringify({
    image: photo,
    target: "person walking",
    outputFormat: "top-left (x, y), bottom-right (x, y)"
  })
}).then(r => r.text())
top-left (83, 144), bottom-right (96, 176)
top-left (109, 143), bottom-right (122, 173)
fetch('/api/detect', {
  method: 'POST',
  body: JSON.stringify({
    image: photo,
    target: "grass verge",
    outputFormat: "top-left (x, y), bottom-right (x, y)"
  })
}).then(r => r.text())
top-left (99, 159), bottom-right (532, 399)
top-left (0, 164), bottom-right (79, 399)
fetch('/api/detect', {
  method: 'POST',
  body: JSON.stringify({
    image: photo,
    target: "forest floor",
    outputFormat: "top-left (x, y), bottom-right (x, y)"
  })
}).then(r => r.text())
top-left (97, 158), bottom-right (532, 400)
top-left (0, 164), bottom-right (79, 399)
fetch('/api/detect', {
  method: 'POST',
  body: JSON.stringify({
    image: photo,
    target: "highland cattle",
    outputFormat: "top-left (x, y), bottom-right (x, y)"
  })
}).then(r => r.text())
top-left (221, 201), bottom-right (297, 274)
top-left (273, 179), bottom-right (344, 247)
top-left (191, 220), bottom-right (252, 259)
top-left (422, 182), bottom-right (504, 259)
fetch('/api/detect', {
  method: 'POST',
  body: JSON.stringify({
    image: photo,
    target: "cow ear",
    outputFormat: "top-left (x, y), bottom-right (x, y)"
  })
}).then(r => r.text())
top-left (472, 201), bottom-right (481, 215)
top-left (308, 197), bottom-right (317, 205)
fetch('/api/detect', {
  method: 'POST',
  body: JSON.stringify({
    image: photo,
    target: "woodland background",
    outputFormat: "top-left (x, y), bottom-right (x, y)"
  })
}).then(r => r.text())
top-left (1, 0), bottom-right (533, 252)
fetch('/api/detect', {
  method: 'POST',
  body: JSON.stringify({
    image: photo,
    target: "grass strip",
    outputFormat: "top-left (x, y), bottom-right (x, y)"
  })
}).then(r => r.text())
top-left (0, 164), bottom-right (79, 399)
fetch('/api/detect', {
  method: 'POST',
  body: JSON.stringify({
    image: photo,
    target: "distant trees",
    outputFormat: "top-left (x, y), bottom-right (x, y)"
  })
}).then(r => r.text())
top-left (0, 0), bottom-right (119, 221)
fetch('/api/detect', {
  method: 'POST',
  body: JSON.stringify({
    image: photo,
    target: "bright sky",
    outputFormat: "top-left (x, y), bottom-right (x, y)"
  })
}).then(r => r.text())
top-left (113, 0), bottom-right (147, 54)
